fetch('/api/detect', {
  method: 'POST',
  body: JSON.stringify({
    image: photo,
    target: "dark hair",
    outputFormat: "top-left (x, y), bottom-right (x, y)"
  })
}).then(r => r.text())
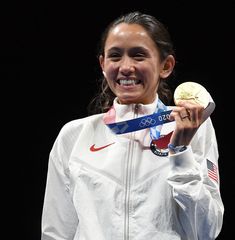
top-left (88, 11), bottom-right (175, 115)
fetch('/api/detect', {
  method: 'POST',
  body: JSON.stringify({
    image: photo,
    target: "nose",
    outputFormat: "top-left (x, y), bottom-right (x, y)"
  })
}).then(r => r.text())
top-left (119, 57), bottom-right (135, 75)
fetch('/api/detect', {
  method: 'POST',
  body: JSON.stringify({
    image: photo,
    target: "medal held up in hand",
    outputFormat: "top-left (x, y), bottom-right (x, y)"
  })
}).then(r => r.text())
top-left (174, 81), bottom-right (210, 108)
top-left (150, 81), bottom-right (216, 156)
top-left (173, 81), bottom-right (215, 122)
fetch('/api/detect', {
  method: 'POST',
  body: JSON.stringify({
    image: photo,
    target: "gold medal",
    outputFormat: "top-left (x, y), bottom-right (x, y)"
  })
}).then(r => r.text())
top-left (174, 81), bottom-right (210, 109)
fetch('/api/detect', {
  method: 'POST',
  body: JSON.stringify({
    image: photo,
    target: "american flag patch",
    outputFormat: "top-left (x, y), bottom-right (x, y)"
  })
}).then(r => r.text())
top-left (207, 159), bottom-right (218, 182)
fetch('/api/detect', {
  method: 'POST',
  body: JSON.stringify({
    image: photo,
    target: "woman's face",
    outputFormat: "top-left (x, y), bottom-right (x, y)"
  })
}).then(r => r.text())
top-left (99, 23), bottom-right (173, 105)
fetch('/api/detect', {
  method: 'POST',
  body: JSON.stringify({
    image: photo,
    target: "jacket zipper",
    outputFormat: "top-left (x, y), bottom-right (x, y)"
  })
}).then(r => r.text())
top-left (124, 104), bottom-right (139, 240)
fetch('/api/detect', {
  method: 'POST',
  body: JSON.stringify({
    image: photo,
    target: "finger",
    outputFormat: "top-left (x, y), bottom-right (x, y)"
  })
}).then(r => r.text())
top-left (170, 106), bottom-right (191, 121)
top-left (181, 114), bottom-right (190, 120)
top-left (177, 101), bottom-right (205, 123)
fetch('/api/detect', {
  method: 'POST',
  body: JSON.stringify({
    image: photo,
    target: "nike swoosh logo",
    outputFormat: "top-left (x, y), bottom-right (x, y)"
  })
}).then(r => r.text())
top-left (90, 142), bottom-right (115, 152)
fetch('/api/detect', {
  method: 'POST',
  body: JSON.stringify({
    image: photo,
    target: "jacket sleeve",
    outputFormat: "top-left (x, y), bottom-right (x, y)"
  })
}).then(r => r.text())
top-left (41, 122), bottom-right (80, 240)
top-left (41, 154), bottom-right (79, 240)
top-left (167, 119), bottom-right (224, 240)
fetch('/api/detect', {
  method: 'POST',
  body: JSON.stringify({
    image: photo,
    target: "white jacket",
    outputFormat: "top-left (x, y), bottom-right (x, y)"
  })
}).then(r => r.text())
top-left (41, 97), bottom-right (224, 240)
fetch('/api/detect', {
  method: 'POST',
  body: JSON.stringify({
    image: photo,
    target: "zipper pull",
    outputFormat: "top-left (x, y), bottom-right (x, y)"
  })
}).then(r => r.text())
top-left (134, 104), bottom-right (140, 113)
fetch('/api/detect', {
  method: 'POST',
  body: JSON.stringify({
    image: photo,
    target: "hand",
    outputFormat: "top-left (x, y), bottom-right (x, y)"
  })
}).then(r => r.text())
top-left (169, 100), bottom-right (204, 147)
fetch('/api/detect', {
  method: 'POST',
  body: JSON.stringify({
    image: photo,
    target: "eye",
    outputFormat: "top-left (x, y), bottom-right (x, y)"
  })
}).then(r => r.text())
top-left (108, 53), bottom-right (121, 60)
top-left (129, 47), bottom-right (148, 61)
top-left (133, 53), bottom-right (146, 61)
top-left (108, 52), bottom-right (119, 57)
top-left (107, 50), bottom-right (122, 61)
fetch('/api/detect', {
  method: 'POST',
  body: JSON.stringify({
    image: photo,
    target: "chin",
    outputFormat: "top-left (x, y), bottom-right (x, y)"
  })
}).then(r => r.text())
top-left (118, 96), bottom-right (143, 105)
top-left (117, 91), bottom-right (150, 104)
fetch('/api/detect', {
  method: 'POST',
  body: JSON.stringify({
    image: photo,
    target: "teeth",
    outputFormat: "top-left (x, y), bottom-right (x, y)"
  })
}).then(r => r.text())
top-left (119, 79), bottom-right (138, 85)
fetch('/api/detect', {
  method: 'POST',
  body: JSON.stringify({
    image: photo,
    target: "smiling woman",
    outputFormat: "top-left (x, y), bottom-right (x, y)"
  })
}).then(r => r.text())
top-left (99, 23), bottom-right (175, 105)
top-left (41, 11), bottom-right (224, 240)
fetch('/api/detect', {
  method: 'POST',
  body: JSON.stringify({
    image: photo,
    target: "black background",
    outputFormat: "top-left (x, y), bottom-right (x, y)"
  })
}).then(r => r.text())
top-left (2, 1), bottom-right (234, 239)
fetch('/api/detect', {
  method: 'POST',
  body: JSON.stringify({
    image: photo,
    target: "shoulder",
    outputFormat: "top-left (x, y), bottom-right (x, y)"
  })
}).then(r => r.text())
top-left (57, 113), bottom-right (104, 142)
top-left (50, 113), bottom-right (104, 159)
top-left (191, 117), bottom-right (218, 157)
top-left (198, 117), bottom-right (216, 138)
top-left (60, 113), bottom-right (104, 135)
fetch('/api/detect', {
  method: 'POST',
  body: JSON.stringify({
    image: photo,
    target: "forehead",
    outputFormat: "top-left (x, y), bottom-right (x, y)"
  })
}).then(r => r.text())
top-left (105, 23), bottom-right (156, 49)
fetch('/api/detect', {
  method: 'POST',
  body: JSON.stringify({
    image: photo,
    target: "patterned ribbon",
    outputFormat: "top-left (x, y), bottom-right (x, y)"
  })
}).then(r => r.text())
top-left (105, 99), bottom-right (173, 135)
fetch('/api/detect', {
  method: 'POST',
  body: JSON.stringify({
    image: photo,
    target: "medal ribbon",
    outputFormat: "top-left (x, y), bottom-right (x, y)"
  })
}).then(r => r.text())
top-left (104, 99), bottom-right (215, 135)
top-left (105, 99), bottom-right (173, 135)
top-left (149, 99), bottom-right (169, 140)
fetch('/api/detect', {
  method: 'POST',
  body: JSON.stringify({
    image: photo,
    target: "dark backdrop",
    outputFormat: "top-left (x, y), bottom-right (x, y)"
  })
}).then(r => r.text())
top-left (2, 1), bottom-right (234, 239)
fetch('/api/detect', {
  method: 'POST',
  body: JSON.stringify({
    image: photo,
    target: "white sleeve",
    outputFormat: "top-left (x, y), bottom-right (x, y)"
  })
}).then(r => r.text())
top-left (167, 121), bottom-right (224, 240)
top-left (41, 154), bottom-right (79, 240)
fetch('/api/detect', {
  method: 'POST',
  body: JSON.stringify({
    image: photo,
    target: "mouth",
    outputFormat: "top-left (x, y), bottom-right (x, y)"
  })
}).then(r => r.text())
top-left (117, 79), bottom-right (142, 86)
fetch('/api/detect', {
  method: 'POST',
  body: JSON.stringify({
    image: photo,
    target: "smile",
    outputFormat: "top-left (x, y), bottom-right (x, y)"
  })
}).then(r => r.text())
top-left (117, 79), bottom-right (141, 86)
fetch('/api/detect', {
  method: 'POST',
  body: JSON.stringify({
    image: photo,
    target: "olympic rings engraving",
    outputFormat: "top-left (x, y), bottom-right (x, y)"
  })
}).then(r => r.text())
top-left (139, 113), bottom-right (170, 128)
top-left (139, 117), bottom-right (156, 127)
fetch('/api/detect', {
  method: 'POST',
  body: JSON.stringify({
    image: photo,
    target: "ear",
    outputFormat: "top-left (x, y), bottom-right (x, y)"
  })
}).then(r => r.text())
top-left (160, 55), bottom-right (175, 79)
top-left (99, 55), bottom-right (107, 77)
top-left (99, 55), bottom-right (104, 72)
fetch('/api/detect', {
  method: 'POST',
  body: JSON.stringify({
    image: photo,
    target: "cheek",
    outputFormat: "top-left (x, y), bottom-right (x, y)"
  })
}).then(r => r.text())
top-left (105, 63), bottom-right (119, 79)
top-left (140, 61), bottom-right (159, 74)
top-left (148, 64), bottom-right (161, 81)
top-left (104, 64), bottom-right (117, 88)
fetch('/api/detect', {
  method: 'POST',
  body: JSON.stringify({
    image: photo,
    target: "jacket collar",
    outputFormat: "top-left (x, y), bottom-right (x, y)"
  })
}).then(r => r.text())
top-left (113, 95), bottom-right (159, 122)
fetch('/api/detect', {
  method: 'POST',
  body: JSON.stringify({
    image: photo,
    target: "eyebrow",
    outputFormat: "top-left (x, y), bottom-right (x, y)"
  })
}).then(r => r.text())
top-left (107, 46), bottom-right (149, 54)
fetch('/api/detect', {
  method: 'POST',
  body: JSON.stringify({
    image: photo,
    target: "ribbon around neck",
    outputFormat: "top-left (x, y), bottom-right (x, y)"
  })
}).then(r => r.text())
top-left (105, 101), bottom-right (215, 135)
top-left (106, 109), bottom-right (173, 135)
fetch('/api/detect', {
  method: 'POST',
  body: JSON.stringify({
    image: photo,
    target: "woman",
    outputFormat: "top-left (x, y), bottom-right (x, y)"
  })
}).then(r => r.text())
top-left (41, 11), bottom-right (224, 240)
